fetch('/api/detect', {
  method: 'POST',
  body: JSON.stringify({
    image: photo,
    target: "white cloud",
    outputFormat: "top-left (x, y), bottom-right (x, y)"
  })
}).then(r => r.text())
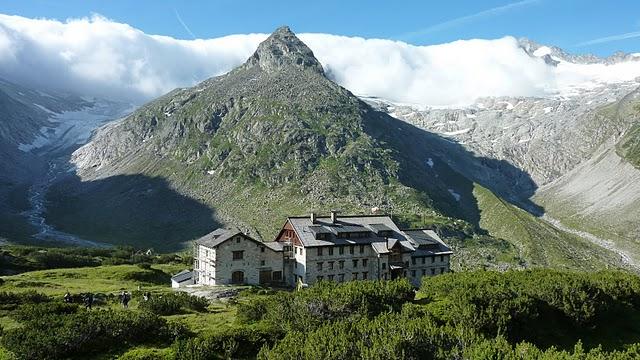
top-left (0, 14), bottom-right (639, 107)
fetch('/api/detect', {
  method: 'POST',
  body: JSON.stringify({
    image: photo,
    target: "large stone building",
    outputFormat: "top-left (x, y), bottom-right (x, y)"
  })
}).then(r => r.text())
top-left (193, 228), bottom-right (284, 286)
top-left (193, 212), bottom-right (452, 287)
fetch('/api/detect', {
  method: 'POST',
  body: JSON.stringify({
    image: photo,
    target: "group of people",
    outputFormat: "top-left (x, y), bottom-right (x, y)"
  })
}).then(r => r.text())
top-left (61, 290), bottom-right (152, 309)
top-left (64, 291), bottom-right (94, 309)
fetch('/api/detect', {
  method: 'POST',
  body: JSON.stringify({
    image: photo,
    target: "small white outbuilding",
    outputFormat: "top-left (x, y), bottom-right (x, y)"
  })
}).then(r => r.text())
top-left (171, 270), bottom-right (194, 288)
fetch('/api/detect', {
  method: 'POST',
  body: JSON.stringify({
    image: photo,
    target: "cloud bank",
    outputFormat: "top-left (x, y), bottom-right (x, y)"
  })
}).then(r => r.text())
top-left (0, 14), bottom-right (639, 107)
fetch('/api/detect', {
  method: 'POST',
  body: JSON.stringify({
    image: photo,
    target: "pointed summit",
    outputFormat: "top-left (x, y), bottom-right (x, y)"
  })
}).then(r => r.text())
top-left (243, 26), bottom-right (325, 74)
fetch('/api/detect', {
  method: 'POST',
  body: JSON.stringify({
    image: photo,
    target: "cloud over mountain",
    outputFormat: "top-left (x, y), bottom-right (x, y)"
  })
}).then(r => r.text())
top-left (0, 14), bottom-right (638, 106)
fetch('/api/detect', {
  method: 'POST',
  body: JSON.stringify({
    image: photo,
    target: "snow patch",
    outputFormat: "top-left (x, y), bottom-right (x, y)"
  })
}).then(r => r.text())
top-left (448, 189), bottom-right (461, 202)
top-left (543, 106), bottom-right (553, 114)
top-left (18, 101), bottom-right (134, 153)
top-left (33, 103), bottom-right (57, 115)
top-left (533, 46), bottom-right (552, 57)
top-left (443, 128), bottom-right (471, 136)
top-left (426, 158), bottom-right (434, 168)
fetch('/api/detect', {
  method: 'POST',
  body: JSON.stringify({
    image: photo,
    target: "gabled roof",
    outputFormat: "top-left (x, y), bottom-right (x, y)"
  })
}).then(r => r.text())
top-left (194, 227), bottom-right (242, 248)
top-left (195, 228), bottom-right (283, 252)
top-left (402, 229), bottom-right (452, 255)
top-left (286, 215), bottom-right (408, 247)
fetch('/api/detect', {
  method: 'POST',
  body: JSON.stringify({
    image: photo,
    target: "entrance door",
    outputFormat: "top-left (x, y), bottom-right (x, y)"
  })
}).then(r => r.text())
top-left (231, 271), bottom-right (244, 284)
top-left (259, 270), bottom-right (272, 285)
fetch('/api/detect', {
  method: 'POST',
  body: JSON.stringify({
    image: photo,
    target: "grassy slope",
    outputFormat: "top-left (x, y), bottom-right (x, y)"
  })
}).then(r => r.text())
top-left (473, 184), bottom-right (623, 270)
top-left (0, 264), bottom-right (184, 296)
top-left (617, 122), bottom-right (640, 169)
top-left (0, 263), bottom-right (237, 360)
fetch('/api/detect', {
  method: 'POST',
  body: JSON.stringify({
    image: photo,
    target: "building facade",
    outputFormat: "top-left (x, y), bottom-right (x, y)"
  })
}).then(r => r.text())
top-left (193, 213), bottom-right (452, 287)
top-left (193, 228), bottom-right (284, 286)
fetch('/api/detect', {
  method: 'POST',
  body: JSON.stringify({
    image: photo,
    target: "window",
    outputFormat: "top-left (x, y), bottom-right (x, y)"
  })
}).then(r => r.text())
top-left (382, 263), bottom-right (386, 270)
top-left (339, 246), bottom-right (344, 255)
top-left (411, 270), bottom-right (416, 278)
top-left (411, 258), bottom-right (416, 265)
top-left (339, 260), bottom-right (344, 269)
top-left (317, 275), bottom-right (323, 281)
top-left (299, 248), bottom-right (304, 255)
top-left (422, 269), bottom-right (426, 276)
top-left (352, 259), bottom-right (358, 268)
top-left (236, 237), bottom-right (241, 243)
top-left (362, 259), bottom-right (368, 267)
top-left (273, 271), bottom-right (282, 281)
top-left (440, 267), bottom-right (445, 274)
top-left (404, 261), bottom-right (409, 267)
top-left (328, 247), bottom-right (334, 255)
top-left (431, 268), bottom-right (435, 275)
top-left (338, 274), bottom-right (344, 282)
top-left (383, 273), bottom-right (388, 280)
top-left (261, 247), bottom-right (265, 253)
top-left (349, 246), bottom-right (354, 255)
top-left (431, 256), bottom-right (435, 263)
top-left (403, 271), bottom-right (407, 277)
top-left (352, 272), bottom-right (358, 280)
top-left (317, 262), bottom-right (323, 271)
top-left (232, 251), bottom-right (244, 260)
top-left (440, 255), bottom-right (444, 262)
top-left (328, 275), bottom-right (335, 281)
top-left (359, 245), bottom-right (365, 254)
top-left (362, 272), bottom-right (368, 280)
top-left (422, 257), bottom-right (426, 264)
top-left (260, 260), bottom-right (265, 266)
top-left (317, 247), bottom-right (323, 256)
top-left (328, 261), bottom-right (334, 270)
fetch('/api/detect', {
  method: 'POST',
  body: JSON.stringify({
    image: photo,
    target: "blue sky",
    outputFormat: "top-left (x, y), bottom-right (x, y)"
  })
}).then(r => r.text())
top-left (0, 0), bottom-right (638, 56)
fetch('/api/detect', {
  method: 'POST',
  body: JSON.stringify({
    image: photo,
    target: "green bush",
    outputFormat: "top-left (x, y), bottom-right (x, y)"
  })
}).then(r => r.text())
top-left (173, 323), bottom-right (283, 360)
top-left (238, 279), bottom-right (414, 332)
top-left (419, 269), bottom-right (640, 343)
top-left (138, 293), bottom-right (208, 315)
top-left (118, 348), bottom-right (175, 360)
top-left (0, 310), bottom-right (173, 360)
top-left (0, 291), bottom-right (50, 311)
top-left (13, 302), bottom-right (79, 322)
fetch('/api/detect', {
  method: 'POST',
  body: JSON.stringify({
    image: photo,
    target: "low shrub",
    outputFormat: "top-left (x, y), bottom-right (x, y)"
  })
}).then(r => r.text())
top-left (13, 302), bottom-right (79, 321)
top-left (0, 309), bottom-right (174, 360)
top-left (173, 323), bottom-right (284, 360)
top-left (138, 292), bottom-right (209, 315)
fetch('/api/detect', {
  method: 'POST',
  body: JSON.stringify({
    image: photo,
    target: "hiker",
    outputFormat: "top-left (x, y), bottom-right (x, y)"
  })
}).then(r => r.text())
top-left (121, 291), bottom-right (130, 308)
top-left (83, 293), bottom-right (93, 310)
top-left (64, 291), bottom-right (72, 303)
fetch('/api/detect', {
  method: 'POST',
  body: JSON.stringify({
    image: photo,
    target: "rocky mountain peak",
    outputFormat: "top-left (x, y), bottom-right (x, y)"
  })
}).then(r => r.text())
top-left (242, 26), bottom-right (325, 74)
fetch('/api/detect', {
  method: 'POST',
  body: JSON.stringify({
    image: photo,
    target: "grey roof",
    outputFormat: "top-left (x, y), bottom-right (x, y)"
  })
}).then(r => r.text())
top-left (287, 215), bottom-right (409, 247)
top-left (308, 225), bottom-right (332, 236)
top-left (367, 223), bottom-right (394, 233)
top-left (194, 227), bottom-right (242, 248)
top-left (402, 229), bottom-right (453, 255)
top-left (171, 270), bottom-right (193, 283)
top-left (264, 241), bottom-right (284, 251)
top-left (195, 228), bottom-right (283, 252)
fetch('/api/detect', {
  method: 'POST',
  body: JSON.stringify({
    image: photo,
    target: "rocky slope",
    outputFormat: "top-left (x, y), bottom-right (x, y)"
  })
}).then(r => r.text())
top-left (44, 27), bottom-right (627, 273)
top-left (372, 48), bottom-right (640, 266)
top-left (54, 26), bottom-right (471, 249)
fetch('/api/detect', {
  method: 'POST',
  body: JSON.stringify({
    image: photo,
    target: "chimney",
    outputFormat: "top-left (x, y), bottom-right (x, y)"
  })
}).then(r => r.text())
top-left (330, 210), bottom-right (339, 224)
top-left (310, 212), bottom-right (316, 223)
